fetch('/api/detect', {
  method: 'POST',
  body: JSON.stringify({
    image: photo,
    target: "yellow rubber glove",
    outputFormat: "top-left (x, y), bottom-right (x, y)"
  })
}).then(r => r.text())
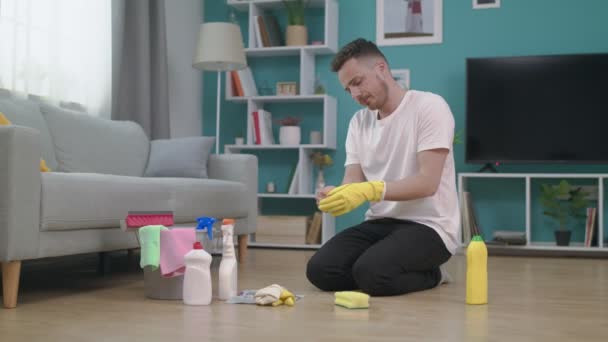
top-left (318, 181), bottom-right (385, 216)
top-left (272, 288), bottom-right (296, 307)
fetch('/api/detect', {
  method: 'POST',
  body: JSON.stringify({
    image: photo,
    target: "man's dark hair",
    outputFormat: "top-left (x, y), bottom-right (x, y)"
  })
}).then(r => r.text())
top-left (331, 38), bottom-right (388, 72)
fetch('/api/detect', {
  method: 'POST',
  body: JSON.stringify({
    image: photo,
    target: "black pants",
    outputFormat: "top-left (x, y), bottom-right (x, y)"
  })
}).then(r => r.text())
top-left (306, 218), bottom-right (451, 296)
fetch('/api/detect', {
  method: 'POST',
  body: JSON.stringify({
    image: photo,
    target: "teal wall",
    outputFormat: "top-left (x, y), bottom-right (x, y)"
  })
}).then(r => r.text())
top-left (203, 0), bottom-right (608, 243)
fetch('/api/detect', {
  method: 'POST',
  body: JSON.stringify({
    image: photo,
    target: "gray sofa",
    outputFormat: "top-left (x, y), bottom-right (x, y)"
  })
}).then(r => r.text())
top-left (0, 96), bottom-right (257, 309)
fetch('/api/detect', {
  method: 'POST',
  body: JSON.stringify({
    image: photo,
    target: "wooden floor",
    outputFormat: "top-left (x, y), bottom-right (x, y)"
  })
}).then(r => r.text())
top-left (1, 249), bottom-right (608, 341)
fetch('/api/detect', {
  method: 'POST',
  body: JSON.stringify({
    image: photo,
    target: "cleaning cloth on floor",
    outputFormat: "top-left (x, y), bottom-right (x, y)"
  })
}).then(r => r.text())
top-left (334, 291), bottom-right (370, 309)
top-left (139, 225), bottom-right (169, 270)
top-left (255, 284), bottom-right (296, 306)
top-left (159, 228), bottom-right (196, 278)
top-left (226, 290), bottom-right (258, 304)
top-left (226, 288), bottom-right (303, 305)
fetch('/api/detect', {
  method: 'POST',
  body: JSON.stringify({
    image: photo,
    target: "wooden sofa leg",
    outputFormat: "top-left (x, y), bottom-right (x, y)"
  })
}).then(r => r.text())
top-left (238, 234), bottom-right (248, 263)
top-left (2, 261), bottom-right (21, 309)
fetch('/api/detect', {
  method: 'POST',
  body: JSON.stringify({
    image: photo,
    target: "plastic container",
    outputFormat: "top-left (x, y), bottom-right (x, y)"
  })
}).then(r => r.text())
top-left (183, 241), bottom-right (213, 305)
top-left (218, 218), bottom-right (237, 300)
top-left (466, 235), bottom-right (488, 305)
top-left (143, 268), bottom-right (183, 300)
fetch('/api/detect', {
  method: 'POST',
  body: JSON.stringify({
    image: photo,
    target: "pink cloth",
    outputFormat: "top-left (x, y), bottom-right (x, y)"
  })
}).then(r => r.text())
top-left (160, 228), bottom-right (197, 278)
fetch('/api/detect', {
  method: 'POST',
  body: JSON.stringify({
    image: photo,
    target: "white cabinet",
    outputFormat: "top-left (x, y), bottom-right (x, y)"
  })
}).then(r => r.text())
top-left (459, 173), bottom-right (608, 256)
top-left (225, 0), bottom-right (339, 249)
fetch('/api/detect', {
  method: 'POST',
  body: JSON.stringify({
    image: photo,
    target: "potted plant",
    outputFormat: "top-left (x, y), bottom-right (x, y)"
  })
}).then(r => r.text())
top-left (283, 0), bottom-right (308, 46)
top-left (310, 151), bottom-right (333, 192)
top-left (453, 129), bottom-right (463, 145)
top-left (539, 180), bottom-right (589, 246)
top-left (277, 116), bottom-right (302, 145)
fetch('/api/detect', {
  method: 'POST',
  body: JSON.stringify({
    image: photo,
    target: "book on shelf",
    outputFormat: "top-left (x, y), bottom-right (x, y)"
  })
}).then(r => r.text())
top-left (253, 16), bottom-right (265, 48)
top-left (255, 16), bottom-right (271, 47)
top-left (237, 67), bottom-right (258, 97)
top-left (253, 15), bottom-right (282, 48)
top-left (461, 191), bottom-right (479, 244)
top-left (306, 211), bottom-right (323, 244)
top-left (263, 15), bottom-right (283, 47)
top-left (489, 230), bottom-right (526, 245)
top-left (251, 109), bottom-right (274, 145)
top-left (230, 71), bottom-right (244, 97)
top-left (460, 192), bottom-right (470, 244)
top-left (288, 161), bottom-right (300, 195)
top-left (584, 207), bottom-right (598, 247)
top-left (284, 162), bottom-right (299, 194)
top-left (247, 110), bottom-right (253, 145)
top-left (228, 67), bottom-right (258, 97)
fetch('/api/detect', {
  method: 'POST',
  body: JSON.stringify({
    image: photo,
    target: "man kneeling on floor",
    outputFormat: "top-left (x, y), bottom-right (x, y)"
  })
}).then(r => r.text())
top-left (307, 38), bottom-right (460, 296)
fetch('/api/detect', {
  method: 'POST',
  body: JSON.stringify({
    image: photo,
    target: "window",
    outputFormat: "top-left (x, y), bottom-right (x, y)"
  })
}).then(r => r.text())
top-left (0, 0), bottom-right (111, 116)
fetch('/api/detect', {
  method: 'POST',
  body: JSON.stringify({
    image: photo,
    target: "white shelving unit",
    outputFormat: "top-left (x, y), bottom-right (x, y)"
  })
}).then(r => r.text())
top-left (459, 173), bottom-right (607, 256)
top-left (226, 0), bottom-right (339, 249)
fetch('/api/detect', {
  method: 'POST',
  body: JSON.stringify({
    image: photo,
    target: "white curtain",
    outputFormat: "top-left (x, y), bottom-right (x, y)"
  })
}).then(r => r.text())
top-left (0, 0), bottom-right (111, 117)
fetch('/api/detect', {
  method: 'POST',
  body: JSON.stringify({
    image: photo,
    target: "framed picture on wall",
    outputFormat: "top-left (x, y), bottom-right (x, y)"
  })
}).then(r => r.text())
top-left (391, 69), bottom-right (410, 89)
top-left (376, 0), bottom-right (443, 46)
top-left (473, 0), bottom-right (500, 9)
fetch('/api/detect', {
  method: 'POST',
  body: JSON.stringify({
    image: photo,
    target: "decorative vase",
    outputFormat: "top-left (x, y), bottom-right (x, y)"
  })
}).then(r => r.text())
top-left (286, 25), bottom-right (308, 46)
top-left (315, 169), bottom-right (325, 193)
top-left (554, 230), bottom-right (571, 246)
top-left (279, 126), bottom-right (301, 145)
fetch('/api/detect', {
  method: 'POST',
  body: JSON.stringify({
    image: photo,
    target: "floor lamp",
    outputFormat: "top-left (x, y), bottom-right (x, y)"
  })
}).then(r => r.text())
top-left (193, 22), bottom-right (247, 154)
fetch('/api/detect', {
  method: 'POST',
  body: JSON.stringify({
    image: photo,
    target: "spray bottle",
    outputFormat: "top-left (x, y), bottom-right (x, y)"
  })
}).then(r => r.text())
top-left (196, 216), bottom-right (215, 251)
top-left (183, 242), bottom-right (212, 305)
top-left (218, 218), bottom-right (237, 300)
top-left (466, 235), bottom-right (488, 305)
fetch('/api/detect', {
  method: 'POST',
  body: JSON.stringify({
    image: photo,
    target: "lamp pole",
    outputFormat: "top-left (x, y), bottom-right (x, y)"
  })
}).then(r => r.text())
top-left (216, 70), bottom-right (221, 154)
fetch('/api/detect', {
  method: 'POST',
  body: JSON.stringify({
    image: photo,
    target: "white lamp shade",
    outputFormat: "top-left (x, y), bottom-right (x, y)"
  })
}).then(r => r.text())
top-left (193, 22), bottom-right (247, 71)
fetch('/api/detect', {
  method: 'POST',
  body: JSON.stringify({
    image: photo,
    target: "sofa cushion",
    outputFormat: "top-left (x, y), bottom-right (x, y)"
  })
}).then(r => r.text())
top-left (144, 136), bottom-right (215, 178)
top-left (0, 112), bottom-right (52, 172)
top-left (0, 97), bottom-right (59, 170)
top-left (39, 104), bottom-right (150, 176)
top-left (40, 172), bottom-right (249, 231)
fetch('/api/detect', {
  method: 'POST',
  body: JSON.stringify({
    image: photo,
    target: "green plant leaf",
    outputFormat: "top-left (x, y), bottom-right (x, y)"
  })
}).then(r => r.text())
top-left (557, 180), bottom-right (570, 196)
top-left (543, 210), bottom-right (559, 219)
top-left (283, 0), bottom-right (308, 25)
top-left (540, 180), bottom-right (591, 231)
top-left (453, 129), bottom-right (463, 145)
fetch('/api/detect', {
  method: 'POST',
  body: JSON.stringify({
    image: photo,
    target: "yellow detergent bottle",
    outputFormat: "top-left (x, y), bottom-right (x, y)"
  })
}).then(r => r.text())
top-left (466, 235), bottom-right (488, 305)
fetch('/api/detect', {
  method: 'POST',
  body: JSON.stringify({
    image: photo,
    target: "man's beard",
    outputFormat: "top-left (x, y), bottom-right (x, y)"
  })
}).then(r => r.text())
top-left (368, 77), bottom-right (389, 110)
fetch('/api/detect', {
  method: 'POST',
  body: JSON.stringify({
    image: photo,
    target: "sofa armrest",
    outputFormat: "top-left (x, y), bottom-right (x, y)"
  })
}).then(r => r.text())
top-left (207, 154), bottom-right (258, 235)
top-left (0, 126), bottom-right (41, 261)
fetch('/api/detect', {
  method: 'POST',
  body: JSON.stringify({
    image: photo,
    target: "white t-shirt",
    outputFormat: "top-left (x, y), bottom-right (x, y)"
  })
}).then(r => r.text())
top-left (344, 90), bottom-right (461, 254)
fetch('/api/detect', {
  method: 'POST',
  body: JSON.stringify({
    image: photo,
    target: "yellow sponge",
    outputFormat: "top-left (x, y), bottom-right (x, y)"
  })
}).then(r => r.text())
top-left (334, 291), bottom-right (370, 309)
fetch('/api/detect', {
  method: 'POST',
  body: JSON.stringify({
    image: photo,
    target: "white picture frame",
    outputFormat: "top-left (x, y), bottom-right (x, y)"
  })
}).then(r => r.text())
top-left (391, 69), bottom-right (410, 89)
top-left (376, 0), bottom-right (443, 46)
top-left (473, 0), bottom-right (500, 9)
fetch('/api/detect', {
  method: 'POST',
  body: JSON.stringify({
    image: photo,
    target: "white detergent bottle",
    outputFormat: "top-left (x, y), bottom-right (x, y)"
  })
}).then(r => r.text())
top-left (218, 218), bottom-right (238, 300)
top-left (183, 241), bottom-right (212, 305)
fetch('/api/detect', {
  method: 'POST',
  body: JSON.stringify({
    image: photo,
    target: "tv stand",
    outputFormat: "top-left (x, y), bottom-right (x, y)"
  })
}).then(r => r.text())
top-left (458, 172), bottom-right (607, 257)
top-left (478, 163), bottom-right (499, 173)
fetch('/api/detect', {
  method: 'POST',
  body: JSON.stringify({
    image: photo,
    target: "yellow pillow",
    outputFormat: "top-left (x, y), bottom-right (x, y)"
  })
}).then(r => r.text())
top-left (0, 112), bottom-right (50, 172)
top-left (0, 112), bottom-right (10, 125)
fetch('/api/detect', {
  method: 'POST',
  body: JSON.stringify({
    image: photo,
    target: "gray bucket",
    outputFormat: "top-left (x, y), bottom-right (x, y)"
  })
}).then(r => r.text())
top-left (143, 267), bottom-right (183, 300)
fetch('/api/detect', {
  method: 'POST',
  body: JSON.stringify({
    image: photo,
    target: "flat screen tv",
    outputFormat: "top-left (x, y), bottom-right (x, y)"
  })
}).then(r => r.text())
top-left (465, 53), bottom-right (608, 165)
